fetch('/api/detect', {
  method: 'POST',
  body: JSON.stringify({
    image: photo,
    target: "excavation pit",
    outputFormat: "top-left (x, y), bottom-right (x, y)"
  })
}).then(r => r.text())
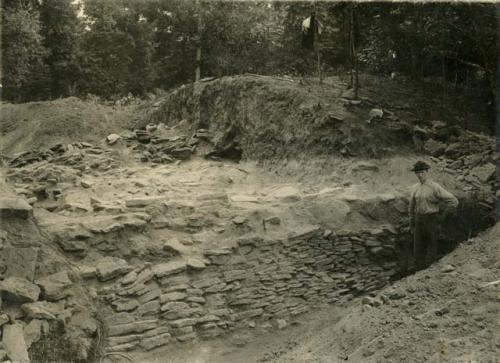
top-left (0, 75), bottom-right (496, 362)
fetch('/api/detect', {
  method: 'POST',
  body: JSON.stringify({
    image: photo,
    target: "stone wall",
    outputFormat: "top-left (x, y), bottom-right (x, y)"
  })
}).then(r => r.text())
top-left (92, 225), bottom-right (398, 353)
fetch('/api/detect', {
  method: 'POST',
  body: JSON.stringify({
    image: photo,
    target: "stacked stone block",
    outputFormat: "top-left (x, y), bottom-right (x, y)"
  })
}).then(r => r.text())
top-left (98, 226), bottom-right (398, 352)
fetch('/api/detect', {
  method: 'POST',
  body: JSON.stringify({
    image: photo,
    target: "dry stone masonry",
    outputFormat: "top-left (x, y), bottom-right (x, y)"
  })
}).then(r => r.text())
top-left (90, 225), bottom-right (398, 353)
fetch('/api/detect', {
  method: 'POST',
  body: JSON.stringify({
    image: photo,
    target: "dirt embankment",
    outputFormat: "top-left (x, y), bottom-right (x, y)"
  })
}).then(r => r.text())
top-left (140, 75), bottom-right (494, 162)
top-left (140, 76), bottom-right (415, 160)
top-left (0, 97), bottom-right (146, 155)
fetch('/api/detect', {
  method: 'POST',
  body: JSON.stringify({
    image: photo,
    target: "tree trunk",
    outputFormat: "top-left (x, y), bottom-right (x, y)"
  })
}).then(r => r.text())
top-left (453, 58), bottom-right (458, 107)
top-left (195, 0), bottom-right (203, 82)
top-left (350, 5), bottom-right (359, 98)
top-left (420, 61), bottom-right (425, 121)
top-left (441, 53), bottom-right (446, 118)
top-left (316, 46), bottom-right (322, 84)
top-left (346, 7), bottom-right (353, 88)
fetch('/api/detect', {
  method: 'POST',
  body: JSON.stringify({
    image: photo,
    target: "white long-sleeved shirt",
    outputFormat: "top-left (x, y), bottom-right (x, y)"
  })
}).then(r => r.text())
top-left (409, 180), bottom-right (458, 220)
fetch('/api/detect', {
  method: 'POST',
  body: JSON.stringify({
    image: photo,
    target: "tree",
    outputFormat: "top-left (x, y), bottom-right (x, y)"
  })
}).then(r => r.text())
top-left (39, 0), bottom-right (82, 98)
top-left (1, 2), bottom-right (50, 102)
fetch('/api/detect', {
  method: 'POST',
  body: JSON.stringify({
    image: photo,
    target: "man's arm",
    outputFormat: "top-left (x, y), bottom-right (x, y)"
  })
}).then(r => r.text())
top-left (433, 182), bottom-right (459, 210)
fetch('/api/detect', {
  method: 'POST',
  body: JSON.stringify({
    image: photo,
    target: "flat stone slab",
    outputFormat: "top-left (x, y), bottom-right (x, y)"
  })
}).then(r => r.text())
top-left (56, 239), bottom-right (88, 253)
top-left (229, 195), bottom-right (260, 203)
top-left (0, 197), bottom-right (33, 219)
top-left (271, 186), bottom-right (302, 202)
top-left (471, 163), bottom-right (496, 183)
top-left (160, 292), bottom-right (187, 303)
top-left (140, 333), bottom-right (172, 351)
top-left (79, 266), bottom-right (96, 279)
top-left (21, 301), bottom-right (63, 320)
top-left (287, 225), bottom-right (322, 242)
top-left (24, 319), bottom-right (43, 348)
top-left (0, 277), bottom-right (40, 303)
top-left (3, 324), bottom-right (30, 363)
top-left (35, 271), bottom-right (72, 301)
top-left (112, 299), bottom-right (139, 312)
top-left (162, 238), bottom-right (189, 255)
top-left (125, 197), bottom-right (165, 208)
top-left (108, 320), bottom-right (158, 337)
top-left (186, 258), bottom-right (206, 270)
top-left (152, 260), bottom-right (187, 278)
top-left (171, 147), bottom-right (192, 160)
top-left (96, 257), bottom-right (132, 281)
top-left (3, 247), bottom-right (39, 281)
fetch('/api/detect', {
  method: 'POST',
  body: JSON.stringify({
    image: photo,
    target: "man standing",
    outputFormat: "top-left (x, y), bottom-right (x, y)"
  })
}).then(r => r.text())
top-left (409, 161), bottom-right (459, 271)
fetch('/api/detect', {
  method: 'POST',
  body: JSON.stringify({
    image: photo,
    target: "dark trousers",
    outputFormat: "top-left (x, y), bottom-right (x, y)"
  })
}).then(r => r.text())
top-left (414, 213), bottom-right (439, 271)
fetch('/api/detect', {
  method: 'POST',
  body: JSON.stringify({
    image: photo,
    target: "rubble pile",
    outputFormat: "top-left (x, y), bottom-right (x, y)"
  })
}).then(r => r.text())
top-left (116, 124), bottom-right (206, 164)
top-left (8, 142), bottom-right (117, 170)
top-left (416, 123), bottom-right (497, 208)
top-left (5, 143), bottom-right (118, 211)
top-left (0, 201), bottom-right (99, 363)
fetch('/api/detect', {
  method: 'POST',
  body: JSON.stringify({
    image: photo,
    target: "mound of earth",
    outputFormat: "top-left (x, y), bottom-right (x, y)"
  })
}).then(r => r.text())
top-left (0, 97), bottom-right (147, 155)
top-left (140, 75), bottom-right (493, 161)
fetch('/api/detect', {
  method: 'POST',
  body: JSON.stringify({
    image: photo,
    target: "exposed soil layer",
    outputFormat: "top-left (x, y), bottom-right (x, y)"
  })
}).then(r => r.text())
top-left (141, 75), bottom-right (494, 161)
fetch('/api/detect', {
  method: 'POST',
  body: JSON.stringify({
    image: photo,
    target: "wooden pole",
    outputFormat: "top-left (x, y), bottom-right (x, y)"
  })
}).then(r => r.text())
top-left (316, 40), bottom-right (322, 84)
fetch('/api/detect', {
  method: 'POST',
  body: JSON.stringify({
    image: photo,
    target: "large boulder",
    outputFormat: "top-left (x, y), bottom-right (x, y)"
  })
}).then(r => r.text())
top-left (0, 277), bottom-right (40, 303)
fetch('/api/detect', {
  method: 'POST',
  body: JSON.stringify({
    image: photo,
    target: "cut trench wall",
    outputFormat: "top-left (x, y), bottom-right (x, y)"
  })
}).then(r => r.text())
top-left (142, 77), bottom-right (415, 161)
top-left (98, 227), bottom-right (398, 352)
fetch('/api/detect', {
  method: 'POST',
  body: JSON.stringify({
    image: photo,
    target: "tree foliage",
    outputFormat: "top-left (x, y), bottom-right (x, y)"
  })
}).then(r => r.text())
top-left (1, 2), bottom-right (49, 101)
top-left (0, 0), bottom-right (497, 105)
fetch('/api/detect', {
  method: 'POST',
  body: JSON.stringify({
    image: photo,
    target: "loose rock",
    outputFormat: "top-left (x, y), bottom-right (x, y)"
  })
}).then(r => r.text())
top-left (2, 324), bottom-right (30, 363)
top-left (36, 271), bottom-right (72, 301)
top-left (441, 264), bottom-right (455, 273)
top-left (96, 257), bottom-right (132, 281)
top-left (0, 277), bottom-right (40, 303)
top-left (0, 197), bottom-right (33, 219)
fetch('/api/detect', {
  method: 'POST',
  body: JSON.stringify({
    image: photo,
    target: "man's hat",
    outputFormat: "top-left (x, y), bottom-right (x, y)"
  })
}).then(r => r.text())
top-left (411, 160), bottom-right (430, 172)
